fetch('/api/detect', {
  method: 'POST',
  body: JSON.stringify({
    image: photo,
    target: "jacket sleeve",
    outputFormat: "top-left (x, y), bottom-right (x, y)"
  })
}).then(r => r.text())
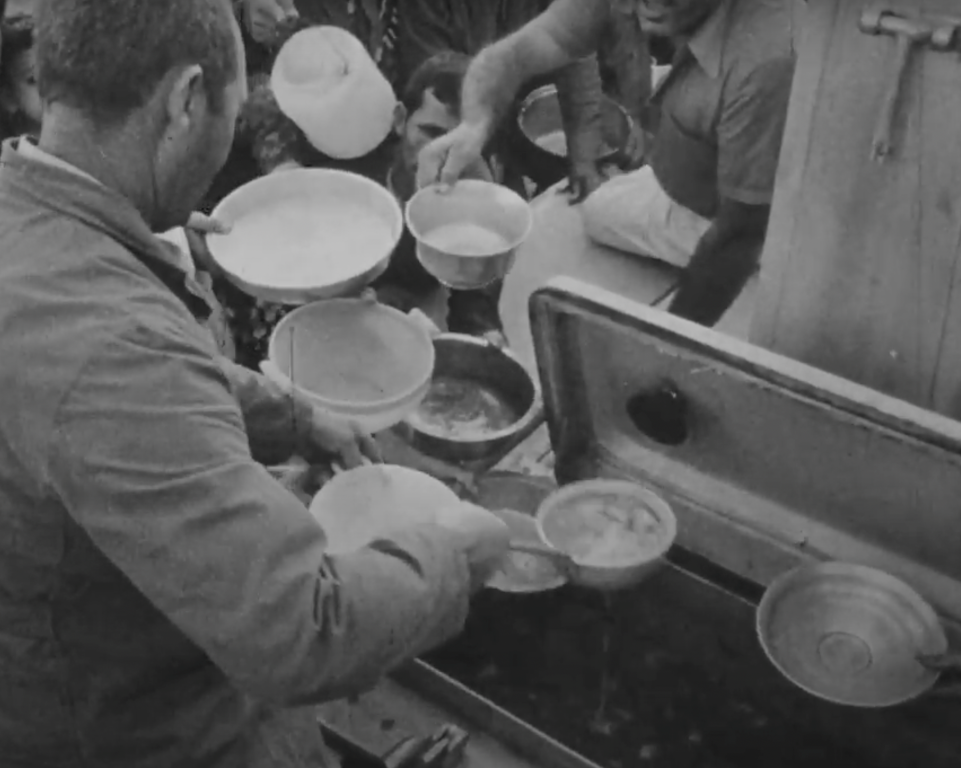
top-left (215, 356), bottom-right (314, 466)
top-left (46, 318), bottom-right (472, 705)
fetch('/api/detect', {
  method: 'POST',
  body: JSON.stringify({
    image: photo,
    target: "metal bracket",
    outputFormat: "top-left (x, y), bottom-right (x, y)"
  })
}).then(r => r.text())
top-left (858, 4), bottom-right (960, 161)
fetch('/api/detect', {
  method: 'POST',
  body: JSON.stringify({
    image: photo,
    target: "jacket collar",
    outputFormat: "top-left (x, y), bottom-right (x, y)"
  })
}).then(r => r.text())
top-left (0, 138), bottom-right (212, 320)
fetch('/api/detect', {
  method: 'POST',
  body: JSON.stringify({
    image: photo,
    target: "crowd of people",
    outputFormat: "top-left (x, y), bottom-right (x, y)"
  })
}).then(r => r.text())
top-left (0, 0), bottom-right (798, 766)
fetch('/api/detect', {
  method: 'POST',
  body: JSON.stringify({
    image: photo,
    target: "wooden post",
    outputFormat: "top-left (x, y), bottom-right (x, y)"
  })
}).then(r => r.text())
top-left (751, 0), bottom-right (961, 416)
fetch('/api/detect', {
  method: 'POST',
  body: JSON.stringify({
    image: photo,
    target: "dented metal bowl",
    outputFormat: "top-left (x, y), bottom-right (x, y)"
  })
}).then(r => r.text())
top-left (756, 562), bottom-right (948, 708)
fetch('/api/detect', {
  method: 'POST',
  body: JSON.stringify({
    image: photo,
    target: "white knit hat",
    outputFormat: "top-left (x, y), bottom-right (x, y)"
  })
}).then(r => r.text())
top-left (271, 26), bottom-right (397, 160)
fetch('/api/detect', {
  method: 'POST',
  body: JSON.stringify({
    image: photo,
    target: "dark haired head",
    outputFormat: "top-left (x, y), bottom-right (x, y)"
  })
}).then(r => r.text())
top-left (34, 0), bottom-right (240, 125)
top-left (401, 51), bottom-right (470, 118)
top-left (0, 14), bottom-right (38, 137)
top-left (1, 13), bottom-right (33, 85)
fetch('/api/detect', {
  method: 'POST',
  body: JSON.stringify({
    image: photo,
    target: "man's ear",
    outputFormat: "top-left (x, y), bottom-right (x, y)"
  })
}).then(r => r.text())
top-left (392, 102), bottom-right (407, 136)
top-left (165, 64), bottom-right (205, 131)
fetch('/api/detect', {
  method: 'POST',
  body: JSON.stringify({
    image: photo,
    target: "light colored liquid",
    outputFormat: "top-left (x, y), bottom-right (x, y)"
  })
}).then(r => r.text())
top-left (422, 222), bottom-right (510, 257)
top-left (562, 496), bottom-right (663, 565)
top-left (533, 128), bottom-right (616, 158)
top-left (534, 129), bottom-right (568, 156)
top-left (219, 200), bottom-right (395, 288)
top-left (409, 375), bottom-right (520, 439)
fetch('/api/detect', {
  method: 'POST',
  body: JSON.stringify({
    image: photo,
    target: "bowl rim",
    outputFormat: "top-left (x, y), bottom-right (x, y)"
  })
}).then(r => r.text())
top-left (309, 463), bottom-right (460, 552)
top-left (516, 83), bottom-right (631, 160)
top-left (404, 180), bottom-right (534, 256)
top-left (402, 333), bottom-right (543, 443)
top-left (534, 479), bottom-right (677, 570)
top-left (208, 167), bottom-right (404, 299)
top-left (267, 298), bottom-right (436, 411)
top-left (755, 560), bottom-right (947, 708)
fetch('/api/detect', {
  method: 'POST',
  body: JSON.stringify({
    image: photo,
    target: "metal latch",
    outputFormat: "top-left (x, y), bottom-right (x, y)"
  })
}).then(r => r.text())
top-left (858, 4), bottom-right (960, 161)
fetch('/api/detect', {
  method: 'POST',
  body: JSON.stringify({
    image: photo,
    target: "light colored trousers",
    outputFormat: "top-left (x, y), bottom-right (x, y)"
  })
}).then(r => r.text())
top-left (580, 165), bottom-right (711, 267)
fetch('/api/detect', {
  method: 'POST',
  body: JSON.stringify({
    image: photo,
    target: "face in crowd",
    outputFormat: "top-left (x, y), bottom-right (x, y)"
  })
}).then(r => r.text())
top-left (632, 0), bottom-right (721, 38)
top-left (396, 88), bottom-right (461, 177)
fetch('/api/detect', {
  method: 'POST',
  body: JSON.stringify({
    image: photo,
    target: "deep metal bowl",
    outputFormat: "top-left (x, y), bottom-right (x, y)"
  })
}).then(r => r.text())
top-left (405, 181), bottom-right (533, 291)
top-left (757, 562), bottom-right (948, 708)
top-left (514, 84), bottom-right (633, 190)
top-left (403, 334), bottom-right (542, 464)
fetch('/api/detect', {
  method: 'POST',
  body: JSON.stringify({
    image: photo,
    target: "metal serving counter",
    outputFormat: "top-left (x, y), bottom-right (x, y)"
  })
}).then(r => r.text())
top-left (513, 276), bottom-right (961, 767)
top-left (318, 662), bottom-right (604, 768)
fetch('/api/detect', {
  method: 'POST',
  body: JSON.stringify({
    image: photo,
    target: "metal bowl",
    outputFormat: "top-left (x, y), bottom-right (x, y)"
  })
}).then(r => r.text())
top-left (514, 84), bottom-right (633, 189)
top-left (209, 168), bottom-right (402, 305)
top-left (403, 334), bottom-right (542, 464)
top-left (406, 181), bottom-right (533, 291)
top-left (535, 479), bottom-right (676, 592)
top-left (757, 562), bottom-right (948, 708)
top-left (476, 472), bottom-right (567, 594)
top-left (265, 299), bottom-right (435, 433)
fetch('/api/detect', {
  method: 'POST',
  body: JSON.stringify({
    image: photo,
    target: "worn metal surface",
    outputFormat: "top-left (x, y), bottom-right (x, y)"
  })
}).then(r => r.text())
top-left (530, 276), bottom-right (961, 621)
top-left (318, 662), bottom-right (605, 768)
top-left (518, 276), bottom-right (961, 766)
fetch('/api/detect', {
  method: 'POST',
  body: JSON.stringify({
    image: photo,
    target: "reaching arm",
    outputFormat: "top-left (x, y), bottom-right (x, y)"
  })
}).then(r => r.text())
top-left (667, 199), bottom-right (768, 325)
top-left (48, 319), bottom-right (473, 704)
top-left (417, 0), bottom-right (610, 187)
top-left (556, 56), bottom-right (605, 201)
top-left (461, 0), bottom-right (610, 137)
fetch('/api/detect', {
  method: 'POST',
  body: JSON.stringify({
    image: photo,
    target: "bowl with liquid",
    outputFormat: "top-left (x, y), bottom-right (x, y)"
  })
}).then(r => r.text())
top-left (535, 479), bottom-right (676, 591)
top-left (403, 333), bottom-right (543, 464)
top-left (515, 84), bottom-right (633, 190)
top-left (265, 298), bottom-right (435, 433)
top-left (209, 168), bottom-right (403, 304)
top-left (405, 180), bottom-right (533, 291)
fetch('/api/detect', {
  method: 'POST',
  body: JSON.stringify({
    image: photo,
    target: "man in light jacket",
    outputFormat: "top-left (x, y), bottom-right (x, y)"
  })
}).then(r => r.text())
top-left (0, 1), bottom-right (508, 766)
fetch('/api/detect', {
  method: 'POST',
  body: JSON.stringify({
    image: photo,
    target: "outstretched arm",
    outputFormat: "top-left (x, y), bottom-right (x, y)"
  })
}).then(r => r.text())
top-left (417, 0), bottom-right (610, 187)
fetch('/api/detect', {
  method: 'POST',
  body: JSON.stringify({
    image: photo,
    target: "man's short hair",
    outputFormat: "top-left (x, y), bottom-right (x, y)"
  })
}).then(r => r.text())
top-left (401, 51), bottom-right (470, 117)
top-left (34, 0), bottom-right (239, 124)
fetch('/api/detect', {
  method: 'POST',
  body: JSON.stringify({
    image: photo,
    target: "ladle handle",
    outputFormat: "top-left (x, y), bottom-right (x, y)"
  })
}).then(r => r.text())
top-left (508, 541), bottom-right (572, 566)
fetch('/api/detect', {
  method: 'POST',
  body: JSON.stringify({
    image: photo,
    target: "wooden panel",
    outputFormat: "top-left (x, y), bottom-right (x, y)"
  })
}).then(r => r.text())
top-left (752, 0), bottom-right (961, 416)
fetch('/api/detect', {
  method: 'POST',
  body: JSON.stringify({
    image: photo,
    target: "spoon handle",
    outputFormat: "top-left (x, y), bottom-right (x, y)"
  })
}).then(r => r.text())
top-left (508, 541), bottom-right (572, 565)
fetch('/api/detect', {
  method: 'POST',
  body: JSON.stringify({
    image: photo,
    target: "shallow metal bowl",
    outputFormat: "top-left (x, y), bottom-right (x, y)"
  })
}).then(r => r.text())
top-left (403, 334), bottom-right (542, 464)
top-left (756, 562), bottom-right (948, 708)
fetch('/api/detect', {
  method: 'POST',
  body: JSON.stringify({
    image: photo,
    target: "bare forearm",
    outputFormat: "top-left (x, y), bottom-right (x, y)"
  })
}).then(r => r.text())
top-left (461, 0), bottom-right (607, 136)
top-left (668, 222), bottom-right (764, 326)
top-left (556, 56), bottom-right (604, 165)
top-left (461, 41), bottom-right (537, 136)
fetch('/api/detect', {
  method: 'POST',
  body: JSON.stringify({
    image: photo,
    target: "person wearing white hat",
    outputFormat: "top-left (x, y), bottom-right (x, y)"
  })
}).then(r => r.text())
top-left (271, 25), bottom-right (397, 161)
